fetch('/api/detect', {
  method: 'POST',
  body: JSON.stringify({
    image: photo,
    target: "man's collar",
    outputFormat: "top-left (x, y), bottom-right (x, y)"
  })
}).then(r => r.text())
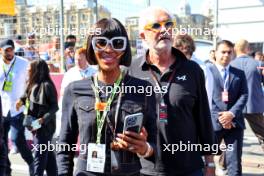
top-left (140, 47), bottom-right (187, 72)
top-left (139, 50), bottom-right (149, 69)
top-left (215, 63), bottom-right (230, 72)
top-left (236, 54), bottom-right (251, 59)
top-left (79, 65), bottom-right (89, 72)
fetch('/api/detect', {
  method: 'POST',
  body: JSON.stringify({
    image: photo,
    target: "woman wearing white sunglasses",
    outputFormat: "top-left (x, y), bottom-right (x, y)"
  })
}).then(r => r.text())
top-left (57, 18), bottom-right (157, 176)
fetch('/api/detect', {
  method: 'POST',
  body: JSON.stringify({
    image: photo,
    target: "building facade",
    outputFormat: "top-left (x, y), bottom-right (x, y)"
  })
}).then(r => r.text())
top-left (217, 0), bottom-right (264, 52)
top-left (0, 1), bottom-right (111, 46)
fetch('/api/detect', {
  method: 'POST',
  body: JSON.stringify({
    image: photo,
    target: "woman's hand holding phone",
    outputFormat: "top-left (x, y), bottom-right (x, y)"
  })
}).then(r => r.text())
top-left (116, 127), bottom-right (149, 155)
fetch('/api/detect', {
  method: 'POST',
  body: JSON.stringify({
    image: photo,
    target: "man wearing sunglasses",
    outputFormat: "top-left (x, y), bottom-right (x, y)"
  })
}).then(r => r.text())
top-left (130, 7), bottom-right (216, 176)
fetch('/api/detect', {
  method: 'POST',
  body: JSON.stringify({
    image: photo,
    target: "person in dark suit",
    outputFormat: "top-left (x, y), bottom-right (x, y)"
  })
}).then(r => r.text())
top-left (231, 39), bottom-right (264, 151)
top-left (0, 96), bottom-right (8, 175)
top-left (208, 40), bottom-right (248, 176)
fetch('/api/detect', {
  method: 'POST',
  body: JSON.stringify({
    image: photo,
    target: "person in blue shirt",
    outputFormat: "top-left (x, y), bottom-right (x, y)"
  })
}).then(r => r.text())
top-left (64, 42), bottom-right (75, 71)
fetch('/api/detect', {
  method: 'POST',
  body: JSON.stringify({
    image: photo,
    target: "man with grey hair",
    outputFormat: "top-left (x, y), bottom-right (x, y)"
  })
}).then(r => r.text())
top-left (231, 39), bottom-right (264, 151)
top-left (130, 7), bottom-right (216, 176)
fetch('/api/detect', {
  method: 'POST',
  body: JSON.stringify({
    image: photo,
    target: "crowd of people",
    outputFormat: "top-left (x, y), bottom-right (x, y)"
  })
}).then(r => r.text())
top-left (0, 6), bottom-right (264, 176)
top-left (8, 33), bottom-right (80, 73)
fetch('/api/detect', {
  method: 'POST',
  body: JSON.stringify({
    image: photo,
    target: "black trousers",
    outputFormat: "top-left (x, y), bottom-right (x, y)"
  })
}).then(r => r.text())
top-left (74, 171), bottom-right (140, 176)
top-left (0, 140), bottom-right (8, 176)
top-left (244, 113), bottom-right (264, 150)
top-left (2, 112), bottom-right (34, 175)
top-left (218, 113), bottom-right (264, 170)
top-left (140, 169), bottom-right (203, 176)
top-left (32, 131), bottom-right (57, 176)
top-left (215, 128), bottom-right (244, 176)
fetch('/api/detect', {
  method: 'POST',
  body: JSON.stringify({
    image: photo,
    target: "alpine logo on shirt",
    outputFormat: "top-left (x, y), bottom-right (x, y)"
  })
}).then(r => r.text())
top-left (176, 75), bottom-right (187, 81)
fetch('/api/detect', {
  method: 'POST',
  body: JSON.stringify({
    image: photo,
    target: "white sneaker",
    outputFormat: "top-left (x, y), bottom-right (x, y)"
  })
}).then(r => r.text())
top-left (216, 168), bottom-right (228, 176)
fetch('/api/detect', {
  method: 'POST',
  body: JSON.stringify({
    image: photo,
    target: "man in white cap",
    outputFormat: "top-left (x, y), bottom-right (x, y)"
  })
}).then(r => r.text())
top-left (0, 39), bottom-right (34, 176)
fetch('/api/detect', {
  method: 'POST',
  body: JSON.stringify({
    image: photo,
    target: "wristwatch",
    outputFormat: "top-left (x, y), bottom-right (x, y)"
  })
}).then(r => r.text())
top-left (137, 142), bottom-right (152, 158)
top-left (205, 162), bottom-right (215, 168)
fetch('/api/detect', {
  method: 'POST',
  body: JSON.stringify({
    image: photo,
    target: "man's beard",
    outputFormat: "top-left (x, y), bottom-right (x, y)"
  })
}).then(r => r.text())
top-left (4, 55), bottom-right (14, 62)
top-left (153, 40), bottom-right (172, 51)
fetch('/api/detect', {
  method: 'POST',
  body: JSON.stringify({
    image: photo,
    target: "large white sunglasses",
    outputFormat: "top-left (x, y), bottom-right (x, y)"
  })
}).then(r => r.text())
top-left (92, 36), bottom-right (127, 51)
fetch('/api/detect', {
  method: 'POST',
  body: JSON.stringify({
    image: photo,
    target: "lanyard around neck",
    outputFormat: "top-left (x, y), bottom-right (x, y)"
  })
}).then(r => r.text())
top-left (92, 72), bottom-right (123, 144)
top-left (149, 68), bottom-right (176, 98)
top-left (223, 68), bottom-right (229, 91)
top-left (106, 89), bottom-right (122, 140)
top-left (24, 98), bottom-right (30, 115)
top-left (2, 57), bottom-right (16, 79)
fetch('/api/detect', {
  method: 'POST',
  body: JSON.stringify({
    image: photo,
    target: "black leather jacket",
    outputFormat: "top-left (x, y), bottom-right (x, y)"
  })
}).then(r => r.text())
top-left (20, 81), bottom-right (58, 137)
top-left (57, 74), bottom-right (157, 176)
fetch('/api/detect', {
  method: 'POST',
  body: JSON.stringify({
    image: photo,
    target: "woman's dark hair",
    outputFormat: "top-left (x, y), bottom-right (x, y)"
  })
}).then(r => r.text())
top-left (26, 59), bottom-right (57, 97)
top-left (66, 34), bottom-right (76, 41)
top-left (86, 18), bottom-right (131, 67)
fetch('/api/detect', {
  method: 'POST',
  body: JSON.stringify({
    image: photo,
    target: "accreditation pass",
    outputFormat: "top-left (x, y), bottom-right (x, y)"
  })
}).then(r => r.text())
top-left (87, 143), bottom-right (106, 173)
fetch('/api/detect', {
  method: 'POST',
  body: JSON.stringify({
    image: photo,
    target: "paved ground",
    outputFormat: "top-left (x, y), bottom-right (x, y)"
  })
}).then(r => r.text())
top-left (8, 121), bottom-right (264, 176)
top-left (214, 121), bottom-right (264, 176)
top-left (237, 122), bottom-right (264, 176)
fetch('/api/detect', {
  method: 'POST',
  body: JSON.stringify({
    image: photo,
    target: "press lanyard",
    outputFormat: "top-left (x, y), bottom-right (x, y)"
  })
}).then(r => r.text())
top-left (149, 68), bottom-right (176, 99)
top-left (149, 68), bottom-right (176, 145)
top-left (224, 75), bottom-right (229, 91)
top-left (106, 89), bottom-right (122, 138)
top-left (24, 98), bottom-right (30, 115)
top-left (2, 57), bottom-right (16, 80)
top-left (223, 69), bottom-right (229, 91)
top-left (92, 73), bottom-right (123, 144)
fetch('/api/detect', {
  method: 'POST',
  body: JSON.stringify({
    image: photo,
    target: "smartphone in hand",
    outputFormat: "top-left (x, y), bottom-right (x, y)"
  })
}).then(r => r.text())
top-left (123, 113), bottom-right (143, 133)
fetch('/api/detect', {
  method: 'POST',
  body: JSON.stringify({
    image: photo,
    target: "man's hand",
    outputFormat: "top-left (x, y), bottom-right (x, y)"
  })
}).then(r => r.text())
top-left (38, 117), bottom-right (44, 125)
top-left (222, 123), bottom-right (232, 129)
top-left (116, 127), bottom-right (151, 155)
top-left (218, 111), bottom-right (234, 127)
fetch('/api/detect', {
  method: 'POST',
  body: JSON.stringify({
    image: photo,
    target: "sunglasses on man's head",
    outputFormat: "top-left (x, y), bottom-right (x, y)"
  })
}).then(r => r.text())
top-left (144, 20), bottom-right (176, 32)
top-left (92, 36), bottom-right (127, 51)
